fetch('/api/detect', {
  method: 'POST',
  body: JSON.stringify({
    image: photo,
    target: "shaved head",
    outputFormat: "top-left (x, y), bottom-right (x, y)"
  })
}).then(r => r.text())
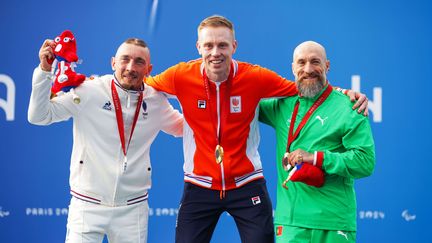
top-left (292, 41), bottom-right (330, 98)
top-left (293, 41), bottom-right (327, 62)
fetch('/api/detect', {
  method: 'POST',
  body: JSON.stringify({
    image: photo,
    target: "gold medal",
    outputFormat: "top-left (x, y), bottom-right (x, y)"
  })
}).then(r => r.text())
top-left (215, 145), bottom-right (224, 164)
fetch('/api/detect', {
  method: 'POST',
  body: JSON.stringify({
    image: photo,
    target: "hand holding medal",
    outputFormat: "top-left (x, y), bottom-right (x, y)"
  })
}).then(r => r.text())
top-left (281, 85), bottom-right (332, 189)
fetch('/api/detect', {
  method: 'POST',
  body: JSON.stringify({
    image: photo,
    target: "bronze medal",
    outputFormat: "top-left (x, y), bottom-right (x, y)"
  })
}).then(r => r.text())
top-left (282, 152), bottom-right (290, 170)
top-left (215, 145), bottom-right (224, 164)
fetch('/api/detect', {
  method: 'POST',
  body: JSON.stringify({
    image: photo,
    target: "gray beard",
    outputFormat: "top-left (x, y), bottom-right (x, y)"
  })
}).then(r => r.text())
top-left (297, 80), bottom-right (325, 98)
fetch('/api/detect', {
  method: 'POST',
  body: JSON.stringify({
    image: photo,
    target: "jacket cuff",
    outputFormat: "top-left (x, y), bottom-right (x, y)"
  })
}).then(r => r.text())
top-left (313, 151), bottom-right (324, 169)
top-left (335, 87), bottom-right (348, 95)
top-left (33, 66), bottom-right (54, 86)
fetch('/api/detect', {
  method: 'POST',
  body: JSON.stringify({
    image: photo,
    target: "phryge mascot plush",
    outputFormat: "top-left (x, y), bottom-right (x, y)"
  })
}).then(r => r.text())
top-left (49, 30), bottom-right (86, 103)
top-left (282, 154), bottom-right (325, 189)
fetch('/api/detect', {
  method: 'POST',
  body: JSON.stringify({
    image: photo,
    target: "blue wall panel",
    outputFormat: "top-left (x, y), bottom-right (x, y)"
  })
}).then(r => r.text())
top-left (1, 0), bottom-right (431, 242)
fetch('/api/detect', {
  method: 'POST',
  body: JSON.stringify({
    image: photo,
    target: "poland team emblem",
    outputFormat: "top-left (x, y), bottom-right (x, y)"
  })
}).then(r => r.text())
top-left (230, 96), bottom-right (241, 113)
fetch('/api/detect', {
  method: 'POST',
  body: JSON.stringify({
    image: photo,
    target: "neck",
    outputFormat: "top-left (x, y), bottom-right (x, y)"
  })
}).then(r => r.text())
top-left (207, 73), bottom-right (228, 83)
top-left (126, 84), bottom-right (141, 91)
top-left (114, 74), bottom-right (142, 91)
top-left (205, 69), bottom-right (229, 83)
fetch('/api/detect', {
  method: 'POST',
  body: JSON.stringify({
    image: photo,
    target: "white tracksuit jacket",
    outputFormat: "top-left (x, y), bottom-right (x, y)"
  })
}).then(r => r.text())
top-left (28, 67), bottom-right (183, 206)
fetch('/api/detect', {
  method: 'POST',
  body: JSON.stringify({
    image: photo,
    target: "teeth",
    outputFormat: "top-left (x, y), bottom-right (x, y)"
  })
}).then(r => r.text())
top-left (210, 60), bottom-right (223, 64)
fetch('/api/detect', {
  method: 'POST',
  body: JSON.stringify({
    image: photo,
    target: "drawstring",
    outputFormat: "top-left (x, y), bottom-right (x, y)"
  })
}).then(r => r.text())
top-left (219, 190), bottom-right (226, 199)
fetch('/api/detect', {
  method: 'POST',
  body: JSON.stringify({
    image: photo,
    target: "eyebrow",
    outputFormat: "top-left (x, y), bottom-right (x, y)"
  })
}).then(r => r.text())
top-left (296, 57), bottom-right (321, 62)
top-left (135, 57), bottom-right (146, 63)
top-left (119, 55), bottom-right (146, 63)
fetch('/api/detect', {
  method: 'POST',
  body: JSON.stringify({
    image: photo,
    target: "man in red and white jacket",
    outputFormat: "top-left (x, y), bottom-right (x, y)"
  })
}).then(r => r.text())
top-left (146, 15), bottom-right (368, 243)
top-left (28, 38), bottom-right (183, 243)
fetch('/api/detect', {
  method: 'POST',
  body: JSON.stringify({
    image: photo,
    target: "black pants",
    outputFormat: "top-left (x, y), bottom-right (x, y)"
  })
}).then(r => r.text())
top-left (175, 179), bottom-right (274, 243)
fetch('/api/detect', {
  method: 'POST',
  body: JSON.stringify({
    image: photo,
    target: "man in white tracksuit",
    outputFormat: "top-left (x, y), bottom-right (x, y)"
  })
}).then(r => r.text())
top-left (28, 38), bottom-right (183, 243)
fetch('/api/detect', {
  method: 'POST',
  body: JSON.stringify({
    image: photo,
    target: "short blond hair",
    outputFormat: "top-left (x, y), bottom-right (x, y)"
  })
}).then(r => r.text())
top-left (197, 15), bottom-right (235, 38)
top-left (124, 38), bottom-right (148, 49)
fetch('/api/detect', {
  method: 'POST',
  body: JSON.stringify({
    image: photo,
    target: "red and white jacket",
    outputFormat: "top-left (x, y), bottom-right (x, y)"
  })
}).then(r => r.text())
top-left (28, 67), bottom-right (183, 206)
top-left (147, 59), bottom-right (297, 191)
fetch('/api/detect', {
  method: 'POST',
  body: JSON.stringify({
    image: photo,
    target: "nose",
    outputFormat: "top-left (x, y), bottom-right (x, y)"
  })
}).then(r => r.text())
top-left (304, 62), bottom-right (313, 74)
top-left (210, 47), bottom-right (220, 56)
top-left (126, 60), bottom-right (135, 71)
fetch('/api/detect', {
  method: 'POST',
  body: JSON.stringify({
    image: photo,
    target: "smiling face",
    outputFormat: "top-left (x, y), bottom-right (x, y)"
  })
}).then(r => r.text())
top-left (196, 26), bottom-right (237, 82)
top-left (111, 43), bottom-right (153, 91)
top-left (292, 41), bottom-right (330, 98)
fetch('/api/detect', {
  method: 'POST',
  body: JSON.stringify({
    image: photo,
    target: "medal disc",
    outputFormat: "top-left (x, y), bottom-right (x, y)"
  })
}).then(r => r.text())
top-left (215, 145), bottom-right (224, 164)
top-left (282, 152), bottom-right (290, 171)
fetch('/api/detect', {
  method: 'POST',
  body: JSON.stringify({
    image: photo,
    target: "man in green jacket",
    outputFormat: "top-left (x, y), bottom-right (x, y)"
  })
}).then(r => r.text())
top-left (259, 41), bottom-right (375, 243)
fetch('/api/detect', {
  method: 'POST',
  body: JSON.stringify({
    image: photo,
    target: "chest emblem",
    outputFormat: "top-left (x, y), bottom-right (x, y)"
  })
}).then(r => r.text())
top-left (198, 100), bottom-right (206, 109)
top-left (315, 115), bottom-right (328, 126)
top-left (230, 96), bottom-right (241, 113)
top-left (102, 101), bottom-right (112, 111)
top-left (142, 100), bottom-right (148, 119)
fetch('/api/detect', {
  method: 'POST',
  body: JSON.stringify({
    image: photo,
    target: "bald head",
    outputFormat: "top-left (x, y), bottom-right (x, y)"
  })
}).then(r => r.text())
top-left (293, 41), bottom-right (327, 62)
top-left (292, 41), bottom-right (330, 98)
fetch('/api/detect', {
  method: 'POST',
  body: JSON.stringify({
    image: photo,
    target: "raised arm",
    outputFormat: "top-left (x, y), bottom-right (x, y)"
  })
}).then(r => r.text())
top-left (28, 40), bottom-right (82, 125)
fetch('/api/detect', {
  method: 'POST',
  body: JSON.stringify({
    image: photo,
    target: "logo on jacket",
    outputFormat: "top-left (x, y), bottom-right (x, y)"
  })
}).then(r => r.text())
top-left (142, 100), bottom-right (148, 119)
top-left (315, 115), bottom-right (328, 125)
top-left (276, 226), bottom-right (283, 236)
top-left (102, 101), bottom-right (112, 111)
top-left (198, 100), bottom-right (206, 109)
top-left (337, 231), bottom-right (349, 240)
top-left (230, 96), bottom-right (241, 113)
top-left (251, 196), bottom-right (261, 205)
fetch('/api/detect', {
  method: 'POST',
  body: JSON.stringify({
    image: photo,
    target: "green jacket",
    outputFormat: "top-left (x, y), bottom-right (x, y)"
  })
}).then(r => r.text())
top-left (259, 86), bottom-right (375, 231)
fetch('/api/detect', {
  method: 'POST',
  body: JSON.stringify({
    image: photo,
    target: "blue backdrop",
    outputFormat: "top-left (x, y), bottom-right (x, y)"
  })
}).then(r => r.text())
top-left (1, 0), bottom-right (431, 242)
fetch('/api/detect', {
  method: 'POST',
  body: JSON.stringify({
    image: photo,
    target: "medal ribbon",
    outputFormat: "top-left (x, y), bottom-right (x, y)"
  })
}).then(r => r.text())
top-left (285, 84), bottom-right (333, 153)
top-left (111, 80), bottom-right (143, 168)
top-left (202, 63), bottom-right (234, 148)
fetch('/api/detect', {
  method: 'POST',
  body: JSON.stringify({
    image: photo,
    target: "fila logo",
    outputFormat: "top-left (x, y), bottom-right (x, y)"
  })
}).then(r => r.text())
top-left (198, 100), bottom-right (206, 109)
top-left (230, 96), bottom-right (241, 113)
top-left (315, 115), bottom-right (328, 125)
top-left (251, 196), bottom-right (261, 205)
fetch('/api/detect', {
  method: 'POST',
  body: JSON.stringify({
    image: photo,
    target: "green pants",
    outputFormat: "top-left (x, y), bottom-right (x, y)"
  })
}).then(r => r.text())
top-left (275, 224), bottom-right (356, 243)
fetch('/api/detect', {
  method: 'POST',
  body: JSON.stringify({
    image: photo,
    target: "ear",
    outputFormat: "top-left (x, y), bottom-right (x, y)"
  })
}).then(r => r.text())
top-left (232, 39), bottom-right (238, 54)
top-left (196, 41), bottom-right (201, 55)
top-left (147, 64), bottom-right (153, 76)
top-left (326, 60), bottom-right (330, 72)
top-left (111, 57), bottom-right (116, 71)
top-left (292, 62), bottom-right (295, 77)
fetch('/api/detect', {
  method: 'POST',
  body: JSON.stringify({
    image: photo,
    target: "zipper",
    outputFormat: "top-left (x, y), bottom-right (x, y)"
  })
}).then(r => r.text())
top-left (112, 91), bottom-right (132, 206)
top-left (126, 91), bottom-right (131, 108)
top-left (215, 82), bottom-right (226, 198)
